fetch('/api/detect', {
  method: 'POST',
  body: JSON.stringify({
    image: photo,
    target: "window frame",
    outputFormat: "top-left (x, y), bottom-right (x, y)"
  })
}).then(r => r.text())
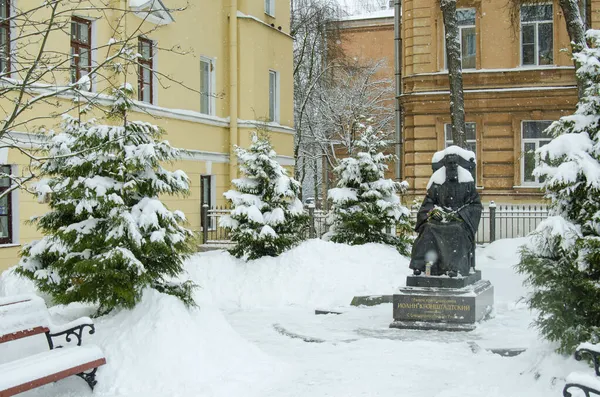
top-left (521, 120), bottom-right (554, 186)
top-left (138, 37), bottom-right (154, 104)
top-left (520, 3), bottom-right (554, 67)
top-left (70, 16), bottom-right (92, 85)
top-left (200, 56), bottom-right (215, 115)
top-left (0, 165), bottom-right (12, 244)
top-left (0, 0), bottom-right (10, 74)
top-left (268, 69), bottom-right (279, 123)
top-left (443, 8), bottom-right (477, 70)
top-left (265, 0), bottom-right (275, 17)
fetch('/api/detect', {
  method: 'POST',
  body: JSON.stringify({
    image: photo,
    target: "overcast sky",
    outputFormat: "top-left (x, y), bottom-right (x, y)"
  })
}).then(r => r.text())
top-left (335, 0), bottom-right (391, 15)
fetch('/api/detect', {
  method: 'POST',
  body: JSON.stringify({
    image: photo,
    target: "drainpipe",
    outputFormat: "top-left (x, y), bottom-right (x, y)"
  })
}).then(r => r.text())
top-left (229, 0), bottom-right (239, 183)
top-left (394, 0), bottom-right (402, 180)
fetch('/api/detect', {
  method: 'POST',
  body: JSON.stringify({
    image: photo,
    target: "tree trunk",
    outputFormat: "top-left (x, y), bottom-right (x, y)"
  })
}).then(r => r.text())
top-left (558, 0), bottom-right (587, 99)
top-left (440, 0), bottom-right (466, 148)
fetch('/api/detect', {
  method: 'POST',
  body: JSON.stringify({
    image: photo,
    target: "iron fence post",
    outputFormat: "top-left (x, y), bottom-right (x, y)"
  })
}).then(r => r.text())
top-left (202, 204), bottom-right (209, 244)
top-left (308, 203), bottom-right (316, 239)
top-left (489, 201), bottom-right (496, 243)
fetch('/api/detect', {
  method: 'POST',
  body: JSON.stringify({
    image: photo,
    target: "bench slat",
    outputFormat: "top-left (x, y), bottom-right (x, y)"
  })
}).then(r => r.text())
top-left (0, 297), bottom-right (50, 343)
top-left (0, 345), bottom-right (106, 396)
top-left (0, 326), bottom-right (49, 344)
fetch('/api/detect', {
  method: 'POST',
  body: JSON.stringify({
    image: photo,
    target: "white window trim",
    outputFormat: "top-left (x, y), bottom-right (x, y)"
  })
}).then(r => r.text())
top-left (152, 40), bottom-right (158, 105)
top-left (443, 8), bottom-right (476, 71)
top-left (200, 56), bottom-right (216, 116)
top-left (7, 0), bottom-right (17, 79)
top-left (90, 18), bottom-right (98, 93)
top-left (265, 0), bottom-right (275, 17)
top-left (520, 120), bottom-right (554, 186)
top-left (520, 3), bottom-right (553, 67)
top-left (269, 69), bottom-right (280, 123)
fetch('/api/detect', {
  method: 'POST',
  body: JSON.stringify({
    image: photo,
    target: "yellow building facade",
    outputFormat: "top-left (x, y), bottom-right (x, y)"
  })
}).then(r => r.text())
top-left (402, 0), bottom-right (599, 201)
top-left (0, 0), bottom-right (295, 272)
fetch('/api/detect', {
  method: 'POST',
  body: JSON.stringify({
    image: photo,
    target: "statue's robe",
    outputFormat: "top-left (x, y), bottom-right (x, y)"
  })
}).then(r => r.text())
top-left (409, 180), bottom-right (482, 276)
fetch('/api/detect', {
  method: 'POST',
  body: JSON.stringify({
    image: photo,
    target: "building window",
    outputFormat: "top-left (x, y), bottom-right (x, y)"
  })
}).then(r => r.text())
top-left (521, 4), bottom-right (553, 66)
top-left (200, 57), bottom-right (214, 115)
top-left (70, 17), bottom-right (92, 84)
top-left (268, 70), bottom-right (278, 122)
top-left (444, 8), bottom-right (476, 70)
top-left (522, 120), bottom-right (553, 184)
top-left (457, 8), bottom-right (476, 70)
top-left (138, 37), bottom-right (154, 104)
top-left (265, 0), bottom-right (275, 16)
top-left (0, 0), bottom-right (10, 74)
top-left (445, 122), bottom-right (476, 153)
top-left (0, 165), bottom-right (12, 244)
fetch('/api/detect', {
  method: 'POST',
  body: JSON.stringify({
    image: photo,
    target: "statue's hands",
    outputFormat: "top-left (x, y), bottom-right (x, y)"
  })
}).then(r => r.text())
top-left (429, 208), bottom-right (443, 221)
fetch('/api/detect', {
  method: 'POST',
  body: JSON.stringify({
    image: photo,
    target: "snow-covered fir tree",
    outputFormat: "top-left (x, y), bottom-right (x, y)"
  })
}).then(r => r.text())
top-left (517, 29), bottom-right (600, 354)
top-left (326, 121), bottom-right (412, 254)
top-left (17, 85), bottom-right (195, 315)
top-left (221, 133), bottom-right (308, 260)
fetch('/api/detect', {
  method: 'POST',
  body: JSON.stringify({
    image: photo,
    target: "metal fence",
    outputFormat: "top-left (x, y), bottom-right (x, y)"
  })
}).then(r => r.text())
top-left (201, 202), bottom-right (549, 245)
top-left (409, 202), bottom-right (549, 244)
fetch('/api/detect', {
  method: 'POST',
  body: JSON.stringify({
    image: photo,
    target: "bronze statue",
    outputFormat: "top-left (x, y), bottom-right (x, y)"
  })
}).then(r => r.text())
top-left (409, 151), bottom-right (482, 278)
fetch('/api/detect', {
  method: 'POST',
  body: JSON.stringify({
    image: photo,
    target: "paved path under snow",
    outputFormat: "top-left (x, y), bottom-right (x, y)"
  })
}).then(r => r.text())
top-left (224, 301), bottom-right (564, 397)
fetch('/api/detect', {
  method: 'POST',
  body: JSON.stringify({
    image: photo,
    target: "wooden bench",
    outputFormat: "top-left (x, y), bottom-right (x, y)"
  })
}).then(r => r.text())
top-left (0, 295), bottom-right (107, 396)
top-left (563, 343), bottom-right (600, 397)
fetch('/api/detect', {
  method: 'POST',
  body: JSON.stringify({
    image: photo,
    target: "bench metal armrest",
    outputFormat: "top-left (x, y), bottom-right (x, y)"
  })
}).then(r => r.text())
top-left (564, 382), bottom-right (600, 397)
top-left (576, 347), bottom-right (600, 377)
top-left (46, 321), bottom-right (96, 349)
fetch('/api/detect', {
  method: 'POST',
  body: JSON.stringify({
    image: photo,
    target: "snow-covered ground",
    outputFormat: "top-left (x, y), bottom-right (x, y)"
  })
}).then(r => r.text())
top-left (0, 238), bottom-right (590, 397)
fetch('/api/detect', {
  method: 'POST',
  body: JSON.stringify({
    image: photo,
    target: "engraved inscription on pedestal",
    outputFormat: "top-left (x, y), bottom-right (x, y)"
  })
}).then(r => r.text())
top-left (390, 279), bottom-right (494, 331)
top-left (394, 295), bottom-right (474, 323)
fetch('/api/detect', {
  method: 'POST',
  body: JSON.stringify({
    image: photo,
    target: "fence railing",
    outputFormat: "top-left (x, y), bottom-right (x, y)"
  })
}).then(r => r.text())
top-left (408, 202), bottom-right (549, 244)
top-left (201, 202), bottom-right (549, 245)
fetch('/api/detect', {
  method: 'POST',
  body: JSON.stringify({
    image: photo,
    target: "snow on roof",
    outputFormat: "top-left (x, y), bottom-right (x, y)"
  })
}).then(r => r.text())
top-left (338, 8), bottom-right (394, 21)
top-left (431, 145), bottom-right (476, 164)
top-left (426, 166), bottom-right (474, 189)
top-left (129, 0), bottom-right (174, 24)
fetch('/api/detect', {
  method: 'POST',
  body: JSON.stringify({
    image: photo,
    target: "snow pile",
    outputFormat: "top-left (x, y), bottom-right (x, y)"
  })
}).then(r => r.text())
top-left (426, 165), bottom-right (474, 189)
top-left (0, 237), bottom-right (594, 397)
top-left (90, 289), bottom-right (279, 397)
top-left (431, 145), bottom-right (476, 163)
top-left (0, 288), bottom-right (281, 397)
top-left (188, 239), bottom-right (411, 310)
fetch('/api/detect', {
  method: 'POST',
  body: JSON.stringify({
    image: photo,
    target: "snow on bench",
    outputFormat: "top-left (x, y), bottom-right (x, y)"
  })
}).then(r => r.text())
top-left (0, 294), bottom-right (106, 394)
top-left (0, 295), bottom-right (50, 343)
top-left (0, 345), bottom-right (106, 397)
top-left (0, 295), bottom-right (95, 348)
top-left (563, 343), bottom-right (600, 397)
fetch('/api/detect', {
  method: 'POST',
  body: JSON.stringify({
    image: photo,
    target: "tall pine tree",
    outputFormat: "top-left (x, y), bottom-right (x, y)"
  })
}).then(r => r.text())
top-left (517, 30), bottom-right (600, 354)
top-left (221, 133), bottom-right (308, 260)
top-left (17, 85), bottom-right (195, 315)
top-left (326, 122), bottom-right (412, 254)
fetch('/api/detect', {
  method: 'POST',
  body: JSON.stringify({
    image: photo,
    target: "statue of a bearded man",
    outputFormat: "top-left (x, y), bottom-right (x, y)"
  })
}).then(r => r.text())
top-left (409, 149), bottom-right (482, 277)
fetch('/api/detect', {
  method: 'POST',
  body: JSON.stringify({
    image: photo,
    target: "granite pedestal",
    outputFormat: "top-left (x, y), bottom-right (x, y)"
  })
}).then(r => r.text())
top-left (390, 275), bottom-right (494, 331)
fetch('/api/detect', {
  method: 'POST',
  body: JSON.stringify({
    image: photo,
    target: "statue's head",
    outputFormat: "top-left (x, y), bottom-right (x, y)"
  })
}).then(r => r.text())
top-left (445, 154), bottom-right (459, 182)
